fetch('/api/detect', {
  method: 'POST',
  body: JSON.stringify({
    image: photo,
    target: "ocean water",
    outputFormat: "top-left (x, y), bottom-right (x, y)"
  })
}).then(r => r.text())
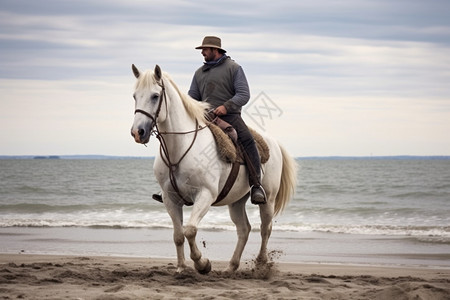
top-left (1, 158), bottom-right (449, 266)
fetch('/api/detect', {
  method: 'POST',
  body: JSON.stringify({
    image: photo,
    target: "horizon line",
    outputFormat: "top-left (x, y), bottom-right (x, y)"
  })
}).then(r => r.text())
top-left (1, 154), bottom-right (450, 160)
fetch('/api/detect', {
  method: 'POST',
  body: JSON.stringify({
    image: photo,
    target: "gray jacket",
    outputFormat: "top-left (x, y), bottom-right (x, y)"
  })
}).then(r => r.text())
top-left (188, 55), bottom-right (250, 114)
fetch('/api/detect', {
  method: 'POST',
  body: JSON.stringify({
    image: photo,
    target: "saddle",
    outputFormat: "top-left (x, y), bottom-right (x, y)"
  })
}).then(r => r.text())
top-left (207, 115), bottom-right (270, 164)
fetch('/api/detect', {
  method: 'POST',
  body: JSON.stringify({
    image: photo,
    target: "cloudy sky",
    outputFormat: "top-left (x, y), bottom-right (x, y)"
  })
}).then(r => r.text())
top-left (1, 0), bottom-right (449, 157)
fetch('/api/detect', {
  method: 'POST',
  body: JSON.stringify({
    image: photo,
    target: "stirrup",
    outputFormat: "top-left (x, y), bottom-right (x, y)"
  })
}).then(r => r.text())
top-left (250, 185), bottom-right (267, 205)
top-left (152, 193), bottom-right (163, 203)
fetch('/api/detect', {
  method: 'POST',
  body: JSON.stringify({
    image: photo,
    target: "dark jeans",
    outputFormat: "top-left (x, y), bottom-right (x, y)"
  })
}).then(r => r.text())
top-left (220, 113), bottom-right (261, 186)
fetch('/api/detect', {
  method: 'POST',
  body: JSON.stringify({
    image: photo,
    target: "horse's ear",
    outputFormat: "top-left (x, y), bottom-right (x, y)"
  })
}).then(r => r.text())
top-left (154, 65), bottom-right (162, 81)
top-left (132, 64), bottom-right (140, 78)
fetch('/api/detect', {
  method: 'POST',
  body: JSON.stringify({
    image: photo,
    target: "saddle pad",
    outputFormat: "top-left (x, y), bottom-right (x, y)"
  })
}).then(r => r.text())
top-left (209, 123), bottom-right (270, 164)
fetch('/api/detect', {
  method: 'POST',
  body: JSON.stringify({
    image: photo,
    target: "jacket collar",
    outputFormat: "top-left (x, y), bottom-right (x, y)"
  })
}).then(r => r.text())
top-left (202, 55), bottom-right (229, 71)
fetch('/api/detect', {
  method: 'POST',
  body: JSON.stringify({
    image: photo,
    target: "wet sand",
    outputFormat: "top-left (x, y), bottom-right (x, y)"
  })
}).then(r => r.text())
top-left (1, 254), bottom-right (449, 299)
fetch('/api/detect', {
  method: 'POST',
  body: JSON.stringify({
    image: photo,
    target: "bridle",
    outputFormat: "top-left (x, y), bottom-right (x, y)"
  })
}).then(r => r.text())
top-left (134, 79), bottom-right (208, 206)
top-left (134, 79), bottom-right (166, 130)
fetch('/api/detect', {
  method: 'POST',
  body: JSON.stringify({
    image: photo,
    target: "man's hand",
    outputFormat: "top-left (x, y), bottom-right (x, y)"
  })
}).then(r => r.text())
top-left (213, 105), bottom-right (227, 116)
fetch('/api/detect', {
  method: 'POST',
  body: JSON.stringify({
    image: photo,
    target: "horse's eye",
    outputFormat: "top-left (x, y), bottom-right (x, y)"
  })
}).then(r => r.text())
top-left (133, 94), bottom-right (136, 101)
top-left (151, 94), bottom-right (159, 102)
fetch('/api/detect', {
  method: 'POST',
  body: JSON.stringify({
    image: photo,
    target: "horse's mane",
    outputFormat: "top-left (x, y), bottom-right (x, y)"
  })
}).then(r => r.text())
top-left (165, 74), bottom-right (210, 124)
top-left (135, 69), bottom-right (209, 124)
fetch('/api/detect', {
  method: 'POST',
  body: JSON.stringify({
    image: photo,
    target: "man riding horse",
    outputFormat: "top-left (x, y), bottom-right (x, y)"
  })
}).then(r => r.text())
top-left (154, 36), bottom-right (266, 205)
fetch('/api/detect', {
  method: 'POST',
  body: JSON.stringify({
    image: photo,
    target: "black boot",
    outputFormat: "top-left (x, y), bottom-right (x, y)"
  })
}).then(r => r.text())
top-left (251, 184), bottom-right (267, 205)
top-left (152, 193), bottom-right (163, 203)
top-left (241, 142), bottom-right (267, 205)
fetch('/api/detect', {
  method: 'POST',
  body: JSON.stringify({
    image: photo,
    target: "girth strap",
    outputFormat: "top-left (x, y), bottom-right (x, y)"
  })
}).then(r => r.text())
top-left (213, 161), bottom-right (241, 205)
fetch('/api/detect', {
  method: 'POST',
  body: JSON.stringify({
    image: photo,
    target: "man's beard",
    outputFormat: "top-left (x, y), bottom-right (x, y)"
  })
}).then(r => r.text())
top-left (204, 54), bottom-right (214, 62)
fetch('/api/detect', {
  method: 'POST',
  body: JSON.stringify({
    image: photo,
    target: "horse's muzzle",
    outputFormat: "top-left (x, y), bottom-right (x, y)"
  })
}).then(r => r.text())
top-left (131, 126), bottom-right (150, 144)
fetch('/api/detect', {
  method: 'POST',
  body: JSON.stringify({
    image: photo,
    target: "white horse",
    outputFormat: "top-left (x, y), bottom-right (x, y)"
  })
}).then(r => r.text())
top-left (130, 64), bottom-right (297, 274)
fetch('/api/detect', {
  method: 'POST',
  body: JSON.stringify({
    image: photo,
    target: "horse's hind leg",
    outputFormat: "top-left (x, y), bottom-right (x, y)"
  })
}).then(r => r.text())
top-left (257, 196), bottom-right (275, 265)
top-left (226, 193), bottom-right (251, 272)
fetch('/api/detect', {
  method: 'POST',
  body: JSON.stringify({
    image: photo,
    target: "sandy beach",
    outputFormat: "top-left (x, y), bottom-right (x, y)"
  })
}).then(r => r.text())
top-left (1, 254), bottom-right (449, 300)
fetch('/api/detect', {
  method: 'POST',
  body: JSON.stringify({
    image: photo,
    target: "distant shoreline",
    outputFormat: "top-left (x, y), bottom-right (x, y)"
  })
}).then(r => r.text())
top-left (0, 155), bottom-right (153, 160)
top-left (1, 155), bottom-right (449, 160)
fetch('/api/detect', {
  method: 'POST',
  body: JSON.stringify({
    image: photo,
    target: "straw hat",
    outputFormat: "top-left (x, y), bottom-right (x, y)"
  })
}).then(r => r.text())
top-left (195, 36), bottom-right (227, 53)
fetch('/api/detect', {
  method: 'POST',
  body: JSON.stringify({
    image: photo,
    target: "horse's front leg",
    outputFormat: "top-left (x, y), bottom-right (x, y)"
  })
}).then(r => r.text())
top-left (164, 196), bottom-right (186, 273)
top-left (184, 189), bottom-right (213, 274)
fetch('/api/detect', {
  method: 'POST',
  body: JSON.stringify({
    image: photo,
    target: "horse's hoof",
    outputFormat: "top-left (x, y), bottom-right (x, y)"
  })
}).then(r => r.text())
top-left (223, 267), bottom-right (236, 275)
top-left (256, 255), bottom-right (268, 266)
top-left (224, 261), bottom-right (239, 274)
top-left (197, 259), bottom-right (211, 274)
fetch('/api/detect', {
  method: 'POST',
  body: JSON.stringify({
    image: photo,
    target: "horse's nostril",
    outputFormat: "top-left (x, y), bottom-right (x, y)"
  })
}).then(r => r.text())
top-left (138, 128), bottom-right (145, 137)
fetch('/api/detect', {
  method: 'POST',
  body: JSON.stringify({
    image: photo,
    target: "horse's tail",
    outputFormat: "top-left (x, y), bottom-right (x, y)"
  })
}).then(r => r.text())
top-left (274, 144), bottom-right (297, 216)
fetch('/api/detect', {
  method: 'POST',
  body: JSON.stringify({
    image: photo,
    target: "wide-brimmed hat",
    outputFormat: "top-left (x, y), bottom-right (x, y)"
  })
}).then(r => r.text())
top-left (195, 36), bottom-right (226, 53)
